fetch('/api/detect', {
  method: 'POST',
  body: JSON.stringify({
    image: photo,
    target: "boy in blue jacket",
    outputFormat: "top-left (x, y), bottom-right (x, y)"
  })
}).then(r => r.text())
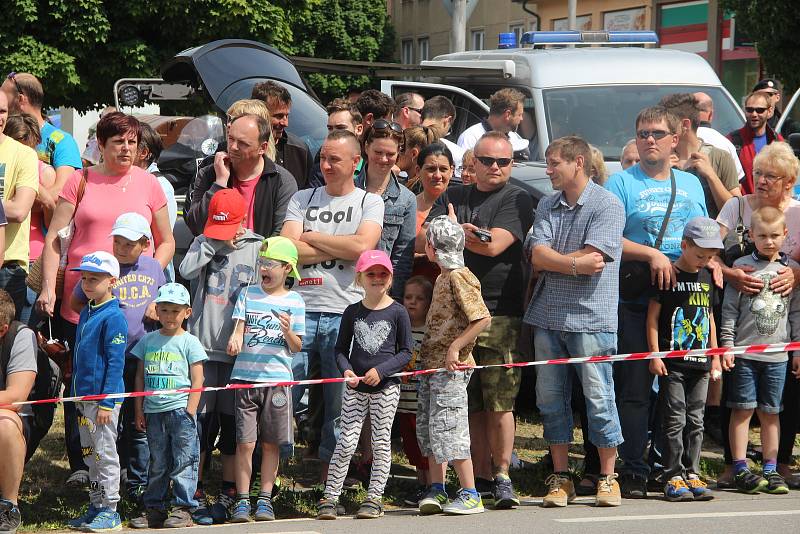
top-left (67, 251), bottom-right (128, 533)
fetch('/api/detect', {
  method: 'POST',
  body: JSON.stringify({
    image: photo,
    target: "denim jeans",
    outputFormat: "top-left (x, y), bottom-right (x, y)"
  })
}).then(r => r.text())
top-left (143, 408), bottom-right (200, 510)
top-left (533, 328), bottom-right (623, 448)
top-left (614, 303), bottom-right (654, 477)
top-left (118, 359), bottom-right (149, 493)
top-left (19, 286), bottom-right (40, 326)
top-left (291, 312), bottom-right (343, 462)
top-left (0, 264), bottom-right (27, 320)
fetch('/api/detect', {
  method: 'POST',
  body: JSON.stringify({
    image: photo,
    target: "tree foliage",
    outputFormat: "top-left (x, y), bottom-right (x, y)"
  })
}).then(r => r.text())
top-left (0, 0), bottom-right (394, 111)
top-left (721, 0), bottom-right (800, 93)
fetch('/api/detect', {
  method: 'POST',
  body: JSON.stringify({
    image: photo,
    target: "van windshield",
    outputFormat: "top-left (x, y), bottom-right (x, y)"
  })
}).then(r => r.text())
top-left (542, 85), bottom-right (744, 160)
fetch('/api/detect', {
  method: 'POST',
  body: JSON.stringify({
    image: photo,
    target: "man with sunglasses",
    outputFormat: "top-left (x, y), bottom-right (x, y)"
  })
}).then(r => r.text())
top-left (1, 73), bottom-right (82, 197)
top-left (728, 92), bottom-right (783, 195)
top-left (457, 88), bottom-right (529, 160)
top-left (425, 131), bottom-right (533, 509)
top-left (605, 106), bottom-right (708, 499)
top-left (395, 92), bottom-right (425, 130)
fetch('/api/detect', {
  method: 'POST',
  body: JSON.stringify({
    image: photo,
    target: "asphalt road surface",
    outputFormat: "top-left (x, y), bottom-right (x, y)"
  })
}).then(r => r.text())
top-left (118, 491), bottom-right (800, 534)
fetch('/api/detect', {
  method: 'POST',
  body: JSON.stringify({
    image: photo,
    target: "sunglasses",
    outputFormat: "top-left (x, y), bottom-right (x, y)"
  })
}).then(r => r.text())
top-left (475, 156), bottom-right (512, 168)
top-left (6, 72), bottom-right (22, 96)
top-left (372, 119), bottom-right (403, 135)
top-left (406, 106), bottom-right (423, 115)
top-left (745, 106), bottom-right (768, 114)
top-left (636, 129), bottom-right (671, 140)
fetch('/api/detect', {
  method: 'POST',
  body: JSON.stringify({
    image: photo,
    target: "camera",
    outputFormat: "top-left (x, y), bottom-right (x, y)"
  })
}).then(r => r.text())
top-left (472, 228), bottom-right (492, 243)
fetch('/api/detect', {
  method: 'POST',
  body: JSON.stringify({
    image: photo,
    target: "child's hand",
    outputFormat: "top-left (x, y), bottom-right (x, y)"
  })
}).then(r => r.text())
top-left (792, 356), bottom-right (800, 379)
top-left (227, 333), bottom-right (243, 356)
top-left (278, 313), bottom-right (291, 336)
top-left (144, 302), bottom-right (159, 322)
top-left (362, 368), bottom-right (381, 387)
top-left (343, 369), bottom-right (360, 388)
top-left (135, 410), bottom-right (146, 432)
top-left (649, 357), bottom-right (667, 376)
top-left (710, 358), bottom-right (723, 381)
top-left (445, 344), bottom-right (461, 371)
top-left (722, 353), bottom-right (736, 371)
top-left (96, 409), bottom-right (113, 426)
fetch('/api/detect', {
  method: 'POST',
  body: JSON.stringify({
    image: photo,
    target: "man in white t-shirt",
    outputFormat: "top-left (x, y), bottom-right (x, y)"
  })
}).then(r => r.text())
top-left (458, 88), bottom-right (529, 158)
top-left (421, 96), bottom-right (466, 179)
top-left (281, 129), bottom-right (384, 477)
top-left (693, 92), bottom-right (745, 182)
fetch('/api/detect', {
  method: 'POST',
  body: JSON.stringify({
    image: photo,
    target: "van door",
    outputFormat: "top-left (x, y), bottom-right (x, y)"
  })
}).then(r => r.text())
top-left (380, 80), bottom-right (489, 143)
top-left (776, 87), bottom-right (800, 140)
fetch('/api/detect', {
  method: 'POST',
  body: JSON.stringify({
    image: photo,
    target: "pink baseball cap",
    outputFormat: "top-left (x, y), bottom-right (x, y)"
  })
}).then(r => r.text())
top-left (356, 249), bottom-right (393, 273)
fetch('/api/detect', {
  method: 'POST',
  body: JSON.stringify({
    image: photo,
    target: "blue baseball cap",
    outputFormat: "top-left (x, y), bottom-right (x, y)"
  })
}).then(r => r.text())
top-left (71, 251), bottom-right (120, 278)
top-left (154, 283), bottom-right (191, 306)
top-left (109, 212), bottom-right (152, 241)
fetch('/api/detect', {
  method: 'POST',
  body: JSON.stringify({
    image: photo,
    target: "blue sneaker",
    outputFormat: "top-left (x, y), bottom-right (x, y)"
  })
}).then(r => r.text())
top-left (664, 477), bottom-right (694, 502)
top-left (67, 505), bottom-right (100, 530)
top-left (254, 496), bottom-right (275, 521)
top-left (80, 509), bottom-right (122, 532)
top-left (229, 498), bottom-right (251, 523)
top-left (443, 489), bottom-right (485, 515)
top-left (191, 488), bottom-right (213, 525)
top-left (419, 487), bottom-right (449, 515)
top-left (686, 475), bottom-right (714, 501)
top-left (210, 491), bottom-right (236, 523)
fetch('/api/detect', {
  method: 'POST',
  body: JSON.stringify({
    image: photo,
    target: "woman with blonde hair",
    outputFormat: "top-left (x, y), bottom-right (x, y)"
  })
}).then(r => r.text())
top-left (588, 145), bottom-right (608, 186)
top-left (227, 99), bottom-right (277, 160)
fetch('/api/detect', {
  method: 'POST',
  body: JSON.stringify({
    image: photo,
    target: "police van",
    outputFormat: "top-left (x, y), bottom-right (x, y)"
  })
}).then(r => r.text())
top-left (380, 30), bottom-right (747, 201)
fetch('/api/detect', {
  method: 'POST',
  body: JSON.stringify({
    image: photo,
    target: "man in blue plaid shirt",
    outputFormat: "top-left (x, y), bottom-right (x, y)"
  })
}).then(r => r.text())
top-left (524, 136), bottom-right (625, 508)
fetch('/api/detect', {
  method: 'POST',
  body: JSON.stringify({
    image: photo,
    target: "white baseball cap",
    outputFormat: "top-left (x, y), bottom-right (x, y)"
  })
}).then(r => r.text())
top-left (70, 251), bottom-right (120, 278)
top-left (109, 212), bottom-right (152, 241)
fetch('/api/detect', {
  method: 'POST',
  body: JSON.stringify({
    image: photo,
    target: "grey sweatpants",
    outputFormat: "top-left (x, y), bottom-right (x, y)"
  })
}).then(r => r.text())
top-left (657, 367), bottom-right (709, 480)
top-left (78, 402), bottom-right (122, 510)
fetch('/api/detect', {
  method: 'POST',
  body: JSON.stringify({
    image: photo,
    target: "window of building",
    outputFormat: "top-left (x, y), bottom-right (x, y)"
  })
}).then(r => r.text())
top-left (510, 24), bottom-right (524, 46)
top-left (471, 29), bottom-right (485, 50)
top-left (418, 37), bottom-right (430, 62)
top-left (401, 39), bottom-right (414, 64)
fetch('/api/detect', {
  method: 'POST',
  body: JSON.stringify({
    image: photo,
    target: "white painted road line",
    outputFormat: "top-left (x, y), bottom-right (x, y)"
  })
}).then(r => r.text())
top-left (555, 510), bottom-right (800, 523)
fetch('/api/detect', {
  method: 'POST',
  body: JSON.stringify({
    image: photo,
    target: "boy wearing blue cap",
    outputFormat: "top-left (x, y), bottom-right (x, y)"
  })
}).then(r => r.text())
top-left (67, 251), bottom-right (128, 532)
top-left (130, 283), bottom-right (208, 529)
top-left (70, 212), bottom-right (166, 503)
top-left (646, 216), bottom-right (724, 502)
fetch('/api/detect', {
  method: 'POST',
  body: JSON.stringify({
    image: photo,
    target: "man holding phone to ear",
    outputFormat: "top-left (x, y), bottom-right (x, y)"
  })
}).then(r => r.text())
top-left (425, 131), bottom-right (533, 508)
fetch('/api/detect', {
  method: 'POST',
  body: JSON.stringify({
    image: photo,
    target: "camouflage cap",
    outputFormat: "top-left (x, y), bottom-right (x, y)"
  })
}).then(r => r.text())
top-left (426, 215), bottom-right (465, 270)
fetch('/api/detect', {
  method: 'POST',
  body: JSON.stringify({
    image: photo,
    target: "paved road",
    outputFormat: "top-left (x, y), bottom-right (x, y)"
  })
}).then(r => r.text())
top-left (121, 491), bottom-right (800, 534)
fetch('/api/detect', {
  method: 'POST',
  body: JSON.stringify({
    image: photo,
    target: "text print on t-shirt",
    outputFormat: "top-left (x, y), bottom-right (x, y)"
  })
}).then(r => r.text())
top-left (115, 272), bottom-right (157, 307)
top-left (244, 310), bottom-right (289, 348)
top-left (635, 187), bottom-right (693, 252)
top-left (144, 350), bottom-right (186, 389)
top-left (206, 256), bottom-right (255, 306)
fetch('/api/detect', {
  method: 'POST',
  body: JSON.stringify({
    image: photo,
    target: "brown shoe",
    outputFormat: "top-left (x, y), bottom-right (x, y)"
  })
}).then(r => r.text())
top-left (595, 474), bottom-right (622, 507)
top-left (542, 473), bottom-right (576, 508)
top-left (163, 507), bottom-right (193, 528)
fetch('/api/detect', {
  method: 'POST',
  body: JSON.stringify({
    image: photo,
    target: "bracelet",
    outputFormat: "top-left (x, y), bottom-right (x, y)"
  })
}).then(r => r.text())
top-left (571, 257), bottom-right (577, 277)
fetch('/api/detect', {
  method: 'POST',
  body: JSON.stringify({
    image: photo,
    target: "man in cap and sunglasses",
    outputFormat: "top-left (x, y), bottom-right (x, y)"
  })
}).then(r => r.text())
top-left (727, 92), bottom-right (783, 195)
top-left (605, 105), bottom-right (708, 498)
top-left (423, 131), bottom-right (533, 509)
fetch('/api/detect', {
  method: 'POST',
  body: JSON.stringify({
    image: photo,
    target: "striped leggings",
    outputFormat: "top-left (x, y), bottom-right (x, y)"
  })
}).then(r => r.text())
top-left (324, 383), bottom-right (401, 501)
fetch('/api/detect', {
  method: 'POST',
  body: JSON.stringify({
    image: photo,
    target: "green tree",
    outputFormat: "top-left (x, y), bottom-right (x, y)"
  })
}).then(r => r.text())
top-left (720, 0), bottom-right (800, 92)
top-left (0, 0), bottom-right (393, 111)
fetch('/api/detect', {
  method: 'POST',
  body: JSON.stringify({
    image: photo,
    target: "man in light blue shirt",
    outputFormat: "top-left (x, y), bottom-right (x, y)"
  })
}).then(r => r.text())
top-left (605, 106), bottom-right (707, 498)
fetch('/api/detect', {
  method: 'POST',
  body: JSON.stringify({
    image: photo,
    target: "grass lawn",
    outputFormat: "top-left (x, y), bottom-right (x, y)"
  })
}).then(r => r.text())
top-left (16, 406), bottom-right (797, 531)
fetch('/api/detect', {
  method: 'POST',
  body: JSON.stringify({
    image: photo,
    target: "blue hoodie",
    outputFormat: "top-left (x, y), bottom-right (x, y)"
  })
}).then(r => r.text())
top-left (72, 297), bottom-right (127, 410)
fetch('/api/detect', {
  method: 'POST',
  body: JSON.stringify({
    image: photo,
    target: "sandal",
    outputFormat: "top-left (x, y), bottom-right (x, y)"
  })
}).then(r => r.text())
top-left (356, 498), bottom-right (384, 519)
top-left (575, 474), bottom-right (598, 496)
top-left (316, 498), bottom-right (338, 520)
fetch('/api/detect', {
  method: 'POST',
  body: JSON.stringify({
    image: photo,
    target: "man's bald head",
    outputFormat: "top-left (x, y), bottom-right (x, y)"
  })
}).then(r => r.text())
top-left (693, 92), bottom-right (714, 123)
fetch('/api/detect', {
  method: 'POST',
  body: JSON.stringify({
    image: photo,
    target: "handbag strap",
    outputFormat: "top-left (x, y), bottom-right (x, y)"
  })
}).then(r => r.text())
top-left (653, 169), bottom-right (677, 250)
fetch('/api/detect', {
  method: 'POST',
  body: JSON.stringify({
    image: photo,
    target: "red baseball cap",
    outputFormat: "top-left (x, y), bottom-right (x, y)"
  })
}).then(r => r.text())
top-left (204, 189), bottom-right (246, 240)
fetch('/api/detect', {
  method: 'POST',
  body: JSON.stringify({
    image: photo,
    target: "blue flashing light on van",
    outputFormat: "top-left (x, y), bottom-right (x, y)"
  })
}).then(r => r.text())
top-left (498, 32), bottom-right (517, 49)
top-left (521, 30), bottom-right (659, 47)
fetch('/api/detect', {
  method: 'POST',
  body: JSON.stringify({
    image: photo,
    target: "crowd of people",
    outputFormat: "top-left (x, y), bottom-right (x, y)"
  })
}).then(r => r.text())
top-left (0, 70), bottom-right (799, 533)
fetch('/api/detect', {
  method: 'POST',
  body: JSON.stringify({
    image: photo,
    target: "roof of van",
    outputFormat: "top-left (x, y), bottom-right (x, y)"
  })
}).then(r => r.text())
top-left (429, 47), bottom-right (723, 89)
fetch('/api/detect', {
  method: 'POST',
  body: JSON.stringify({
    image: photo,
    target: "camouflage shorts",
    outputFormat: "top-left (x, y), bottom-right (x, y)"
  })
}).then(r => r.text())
top-left (416, 370), bottom-right (473, 465)
top-left (468, 316), bottom-right (522, 412)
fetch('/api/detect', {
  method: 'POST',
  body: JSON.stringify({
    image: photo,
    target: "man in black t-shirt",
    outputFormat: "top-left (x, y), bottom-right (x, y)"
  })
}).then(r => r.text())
top-left (426, 131), bottom-right (534, 508)
top-left (645, 217), bottom-right (723, 501)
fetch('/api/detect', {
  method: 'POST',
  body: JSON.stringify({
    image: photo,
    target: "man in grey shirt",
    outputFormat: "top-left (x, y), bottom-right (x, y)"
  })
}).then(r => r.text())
top-left (525, 136), bottom-right (625, 508)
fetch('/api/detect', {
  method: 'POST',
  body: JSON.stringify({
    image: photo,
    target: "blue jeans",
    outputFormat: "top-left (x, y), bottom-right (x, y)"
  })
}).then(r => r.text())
top-left (143, 408), bottom-right (200, 510)
top-left (0, 264), bottom-right (27, 320)
top-left (533, 328), bottom-right (623, 448)
top-left (291, 312), bottom-right (343, 463)
top-left (19, 286), bottom-right (40, 326)
top-left (614, 303), bottom-right (654, 477)
top-left (727, 359), bottom-right (787, 414)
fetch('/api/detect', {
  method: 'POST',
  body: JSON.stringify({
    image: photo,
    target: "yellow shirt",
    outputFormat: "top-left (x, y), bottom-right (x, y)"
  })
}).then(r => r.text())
top-left (0, 135), bottom-right (39, 267)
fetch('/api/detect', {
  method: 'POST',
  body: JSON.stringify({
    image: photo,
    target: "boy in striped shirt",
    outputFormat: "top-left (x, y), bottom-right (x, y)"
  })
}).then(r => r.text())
top-left (226, 237), bottom-right (305, 522)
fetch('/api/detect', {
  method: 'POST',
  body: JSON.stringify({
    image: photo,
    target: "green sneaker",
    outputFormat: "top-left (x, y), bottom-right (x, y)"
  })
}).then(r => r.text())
top-left (734, 468), bottom-right (768, 494)
top-left (419, 487), bottom-right (449, 515)
top-left (764, 472), bottom-right (789, 495)
top-left (443, 489), bottom-right (485, 515)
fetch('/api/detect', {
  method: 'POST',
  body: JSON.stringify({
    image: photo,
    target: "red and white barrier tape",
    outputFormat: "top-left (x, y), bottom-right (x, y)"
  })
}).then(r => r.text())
top-left (3, 340), bottom-right (798, 408)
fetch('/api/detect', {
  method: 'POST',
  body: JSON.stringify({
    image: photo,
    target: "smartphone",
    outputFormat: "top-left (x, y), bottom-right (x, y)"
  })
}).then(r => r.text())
top-left (472, 228), bottom-right (492, 243)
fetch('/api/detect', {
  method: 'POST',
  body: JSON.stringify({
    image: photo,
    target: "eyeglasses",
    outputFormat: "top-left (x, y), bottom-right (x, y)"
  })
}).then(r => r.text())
top-left (636, 129), bottom-right (671, 140)
top-left (457, 165), bottom-right (476, 175)
top-left (258, 258), bottom-right (286, 270)
top-left (475, 156), bottom-right (512, 168)
top-left (6, 72), bottom-right (22, 96)
top-left (372, 119), bottom-right (403, 135)
top-left (754, 170), bottom-right (783, 183)
top-left (745, 106), bottom-right (768, 114)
